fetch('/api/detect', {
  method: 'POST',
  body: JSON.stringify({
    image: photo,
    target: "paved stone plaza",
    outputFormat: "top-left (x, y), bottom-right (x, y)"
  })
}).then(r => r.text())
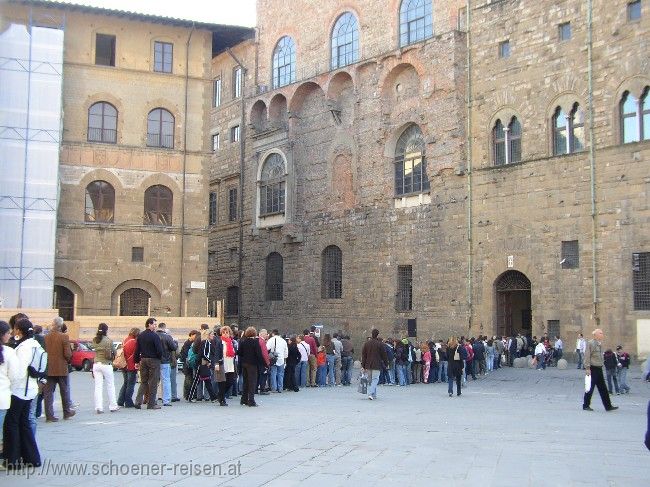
top-left (5, 366), bottom-right (650, 487)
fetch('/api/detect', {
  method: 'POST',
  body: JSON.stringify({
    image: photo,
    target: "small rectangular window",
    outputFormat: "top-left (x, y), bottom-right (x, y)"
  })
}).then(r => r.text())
top-left (131, 247), bottom-right (144, 263)
top-left (154, 41), bottom-right (173, 73)
top-left (212, 133), bottom-right (220, 151)
top-left (558, 22), bottom-right (571, 41)
top-left (628, 1), bottom-right (642, 21)
top-left (498, 40), bottom-right (511, 59)
top-left (95, 34), bottom-right (116, 66)
top-left (231, 125), bottom-right (240, 142)
top-left (547, 320), bottom-right (560, 340)
top-left (457, 7), bottom-right (467, 32)
top-left (209, 192), bottom-right (217, 225)
top-left (228, 187), bottom-right (238, 222)
top-left (208, 251), bottom-right (217, 267)
top-left (397, 265), bottom-right (413, 311)
top-left (213, 79), bottom-right (222, 107)
top-left (561, 240), bottom-right (579, 269)
top-left (633, 252), bottom-right (650, 310)
top-left (233, 67), bottom-right (242, 98)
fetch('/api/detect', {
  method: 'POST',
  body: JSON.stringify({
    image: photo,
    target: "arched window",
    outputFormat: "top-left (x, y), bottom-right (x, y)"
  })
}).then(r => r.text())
top-left (272, 36), bottom-right (296, 89)
top-left (621, 87), bottom-right (650, 143)
top-left (322, 245), bottom-right (342, 299)
top-left (553, 104), bottom-right (586, 155)
top-left (553, 107), bottom-right (567, 155)
top-left (265, 252), bottom-right (283, 301)
top-left (493, 117), bottom-right (522, 166)
top-left (54, 285), bottom-right (75, 321)
top-left (147, 108), bottom-right (174, 148)
top-left (331, 12), bottom-right (359, 69)
top-left (399, 0), bottom-right (433, 47)
top-left (88, 102), bottom-right (117, 143)
top-left (395, 124), bottom-right (429, 196)
top-left (144, 184), bottom-right (173, 226)
top-left (85, 180), bottom-right (115, 223)
top-left (119, 288), bottom-right (150, 316)
top-left (260, 153), bottom-right (286, 216)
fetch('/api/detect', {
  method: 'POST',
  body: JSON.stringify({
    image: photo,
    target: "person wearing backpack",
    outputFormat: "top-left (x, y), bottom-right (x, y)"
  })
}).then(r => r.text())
top-left (3, 319), bottom-right (41, 469)
top-left (43, 316), bottom-right (74, 422)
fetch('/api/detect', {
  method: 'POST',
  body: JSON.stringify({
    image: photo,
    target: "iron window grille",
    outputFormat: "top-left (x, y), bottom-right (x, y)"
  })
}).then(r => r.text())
top-left (85, 180), bottom-right (115, 223)
top-left (147, 108), bottom-right (174, 148)
top-left (95, 33), bottom-right (115, 66)
top-left (399, 0), bottom-right (433, 47)
top-left (322, 245), bottom-right (342, 299)
top-left (272, 36), bottom-right (296, 88)
top-left (131, 247), bottom-right (144, 263)
top-left (226, 286), bottom-right (239, 316)
top-left (331, 12), bottom-right (359, 69)
top-left (259, 153), bottom-right (286, 216)
top-left (87, 102), bottom-right (117, 143)
top-left (265, 252), bottom-right (284, 301)
top-left (493, 117), bottom-right (522, 166)
top-left (209, 192), bottom-right (217, 225)
top-left (547, 320), bottom-right (560, 339)
top-left (395, 124), bottom-right (430, 196)
top-left (633, 252), bottom-right (650, 310)
top-left (396, 265), bottom-right (413, 311)
top-left (620, 87), bottom-right (649, 143)
top-left (144, 184), bottom-right (173, 226)
top-left (561, 240), bottom-right (579, 269)
top-left (228, 188), bottom-right (238, 222)
top-left (553, 103), bottom-right (585, 155)
top-left (154, 41), bottom-right (173, 73)
top-left (120, 288), bottom-right (150, 316)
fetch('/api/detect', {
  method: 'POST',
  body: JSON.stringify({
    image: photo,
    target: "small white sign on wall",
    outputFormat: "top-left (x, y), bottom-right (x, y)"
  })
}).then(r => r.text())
top-left (507, 255), bottom-right (514, 268)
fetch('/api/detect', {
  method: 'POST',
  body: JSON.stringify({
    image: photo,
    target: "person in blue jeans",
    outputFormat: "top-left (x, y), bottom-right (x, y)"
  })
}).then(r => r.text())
top-left (361, 329), bottom-right (388, 400)
top-left (322, 334), bottom-right (336, 386)
top-left (295, 336), bottom-right (309, 388)
top-left (438, 344), bottom-right (448, 383)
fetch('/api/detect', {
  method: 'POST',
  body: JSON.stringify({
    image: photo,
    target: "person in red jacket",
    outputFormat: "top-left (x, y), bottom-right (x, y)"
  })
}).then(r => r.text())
top-left (117, 328), bottom-right (139, 408)
top-left (302, 330), bottom-right (318, 387)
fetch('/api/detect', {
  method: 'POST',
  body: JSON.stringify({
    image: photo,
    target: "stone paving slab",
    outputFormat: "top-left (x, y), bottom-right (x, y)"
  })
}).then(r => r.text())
top-left (3, 366), bottom-right (649, 486)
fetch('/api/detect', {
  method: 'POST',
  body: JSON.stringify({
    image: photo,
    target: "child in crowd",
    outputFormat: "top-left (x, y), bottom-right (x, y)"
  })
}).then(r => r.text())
top-left (316, 346), bottom-right (327, 387)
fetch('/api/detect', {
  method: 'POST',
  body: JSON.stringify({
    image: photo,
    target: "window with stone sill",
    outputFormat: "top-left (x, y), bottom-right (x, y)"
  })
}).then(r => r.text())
top-left (144, 184), bottom-right (173, 226)
top-left (561, 240), bottom-right (579, 269)
top-left (331, 12), bottom-right (359, 70)
top-left (85, 180), bottom-right (115, 223)
top-left (272, 36), bottom-right (296, 89)
top-left (394, 124), bottom-right (430, 197)
top-left (154, 41), bottom-right (173, 73)
top-left (88, 102), bottom-right (117, 144)
top-left (259, 153), bottom-right (286, 216)
top-left (552, 103), bottom-right (585, 156)
top-left (493, 117), bottom-right (521, 166)
top-left (620, 87), bottom-right (649, 144)
top-left (147, 108), bottom-right (174, 149)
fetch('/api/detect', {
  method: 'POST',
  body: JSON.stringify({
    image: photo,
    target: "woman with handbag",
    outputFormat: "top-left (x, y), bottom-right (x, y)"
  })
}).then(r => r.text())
top-left (188, 329), bottom-right (217, 403)
top-left (117, 327), bottom-right (139, 408)
top-left (89, 323), bottom-right (119, 414)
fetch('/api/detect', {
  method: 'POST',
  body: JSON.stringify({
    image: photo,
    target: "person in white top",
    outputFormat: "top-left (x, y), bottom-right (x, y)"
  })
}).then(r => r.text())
top-left (295, 336), bottom-right (309, 388)
top-left (576, 333), bottom-right (586, 369)
top-left (534, 341), bottom-right (547, 370)
top-left (0, 321), bottom-right (20, 460)
top-left (332, 334), bottom-right (343, 386)
top-left (3, 319), bottom-right (42, 469)
top-left (267, 330), bottom-right (288, 393)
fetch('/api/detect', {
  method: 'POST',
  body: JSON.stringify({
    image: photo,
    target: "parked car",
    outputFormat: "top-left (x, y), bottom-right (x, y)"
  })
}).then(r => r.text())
top-left (70, 340), bottom-right (95, 372)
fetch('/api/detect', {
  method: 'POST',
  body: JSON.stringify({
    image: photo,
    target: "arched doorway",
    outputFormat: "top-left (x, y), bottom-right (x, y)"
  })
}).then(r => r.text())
top-left (119, 288), bottom-right (150, 316)
top-left (54, 285), bottom-right (75, 321)
top-left (495, 270), bottom-right (531, 337)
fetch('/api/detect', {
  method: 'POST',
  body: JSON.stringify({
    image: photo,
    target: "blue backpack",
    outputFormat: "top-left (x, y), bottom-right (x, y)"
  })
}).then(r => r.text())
top-left (186, 347), bottom-right (199, 369)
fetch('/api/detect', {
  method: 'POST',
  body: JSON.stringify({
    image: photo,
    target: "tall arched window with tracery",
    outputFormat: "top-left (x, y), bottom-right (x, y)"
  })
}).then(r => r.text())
top-left (553, 103), bottom-right (585, 156)
top-left (620, 87), bottom-right (650, 143)
top-left (399, 0), bottom-right (433, 47)
top-left (493, 117), bottom-right (522, 166)
top-left (259, 153), bottom-right (286, 216)
top-left (395, 124), bottom-right (429, 196)
top-left (272, 36), bottom-right (296, 89)
top-left (331, 12), bottom-right (359, 69)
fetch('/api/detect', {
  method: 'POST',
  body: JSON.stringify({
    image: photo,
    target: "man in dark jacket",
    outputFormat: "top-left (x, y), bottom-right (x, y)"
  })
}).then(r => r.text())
top-left (361, 329), bottom-right (388, 400)
top-left (472, 338), bottom-right (486, 376)
top-left (43, 316), bottom-right (74, 421)
top-left (156, 323), bottom-right (178, 407)
top-left (134, 317), bottom-right (163, 410)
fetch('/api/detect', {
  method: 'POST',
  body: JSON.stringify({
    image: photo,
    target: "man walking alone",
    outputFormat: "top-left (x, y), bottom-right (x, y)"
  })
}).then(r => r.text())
top-left (583, 328), bottom-right (618, 412)
top-left (361, 329), bottom-right (388, 400)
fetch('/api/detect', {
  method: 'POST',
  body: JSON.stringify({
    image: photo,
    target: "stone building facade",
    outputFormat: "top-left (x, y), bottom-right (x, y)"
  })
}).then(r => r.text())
top-left (208, 0), bottom-right (650, 356)
top-left (1, 0), bottom-right (252, 319)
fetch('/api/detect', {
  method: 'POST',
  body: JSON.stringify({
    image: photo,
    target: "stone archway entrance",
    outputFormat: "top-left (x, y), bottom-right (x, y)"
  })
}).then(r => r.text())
top-left (495, 270), bottom-right (531, 337)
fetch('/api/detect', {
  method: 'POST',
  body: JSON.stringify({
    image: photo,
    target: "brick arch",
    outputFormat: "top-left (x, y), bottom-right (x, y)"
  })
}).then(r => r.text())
top-left (546, 92), bottom-right (586, 121)
top-left (138, 172), bottom-right (181, 194)
top-left (288, 81), bottom-right (326, 114)
top-left (78, 168), bottom-right (124, 193)
top-left (54, 276), bottom-right (85, 317)
top-left (111, 279), bottom-right (161, 316)
top-left (268, 93), bottom-right (288, 125)
top-left (326, 71), bottom-right (355, 101)
top-left (250, 99), bottom-right (268, 130)
top-left (378, 59), bottom-right (426, 99)
top-left (383, 121), bottom-right (425, 158)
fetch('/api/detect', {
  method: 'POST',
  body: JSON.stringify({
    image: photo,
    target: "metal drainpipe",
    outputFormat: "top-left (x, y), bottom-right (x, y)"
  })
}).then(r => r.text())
top-left (465, 1), bottom-right (474, 332)
top-left (587, 0), bottom-right (599, 323)
top-left (179, 23), bottom-right (194, 316)
top-left (227, 48), bottom-right (246, 324)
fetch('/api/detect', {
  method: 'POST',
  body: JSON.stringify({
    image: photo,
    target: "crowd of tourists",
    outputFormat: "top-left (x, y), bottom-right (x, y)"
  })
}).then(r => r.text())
top-left (1, 313), bottom-right (648, 469)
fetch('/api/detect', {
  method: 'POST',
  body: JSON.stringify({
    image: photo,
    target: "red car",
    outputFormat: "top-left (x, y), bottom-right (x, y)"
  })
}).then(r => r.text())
top-left (69, 340), bottom-right (95, 372)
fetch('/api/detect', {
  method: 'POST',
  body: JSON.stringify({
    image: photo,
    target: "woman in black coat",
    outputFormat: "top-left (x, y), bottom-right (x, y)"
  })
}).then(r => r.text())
top-left (284, 335), bottom-right (301, 392)
top-left (188, 330), bottom-right (217, 403)
top-left (237, 327), bottom-right (265, 406)
top-left (447, 337), bottom-right (464, 397)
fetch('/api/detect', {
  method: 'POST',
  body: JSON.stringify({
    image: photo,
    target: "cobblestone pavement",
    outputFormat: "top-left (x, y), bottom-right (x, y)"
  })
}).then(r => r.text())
top-left (4, 365), bottom-right (650, 487)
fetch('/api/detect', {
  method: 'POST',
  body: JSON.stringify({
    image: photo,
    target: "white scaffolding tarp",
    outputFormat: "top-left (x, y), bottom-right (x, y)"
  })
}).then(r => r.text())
top-left (0, 23), bottom-right (63, 308)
